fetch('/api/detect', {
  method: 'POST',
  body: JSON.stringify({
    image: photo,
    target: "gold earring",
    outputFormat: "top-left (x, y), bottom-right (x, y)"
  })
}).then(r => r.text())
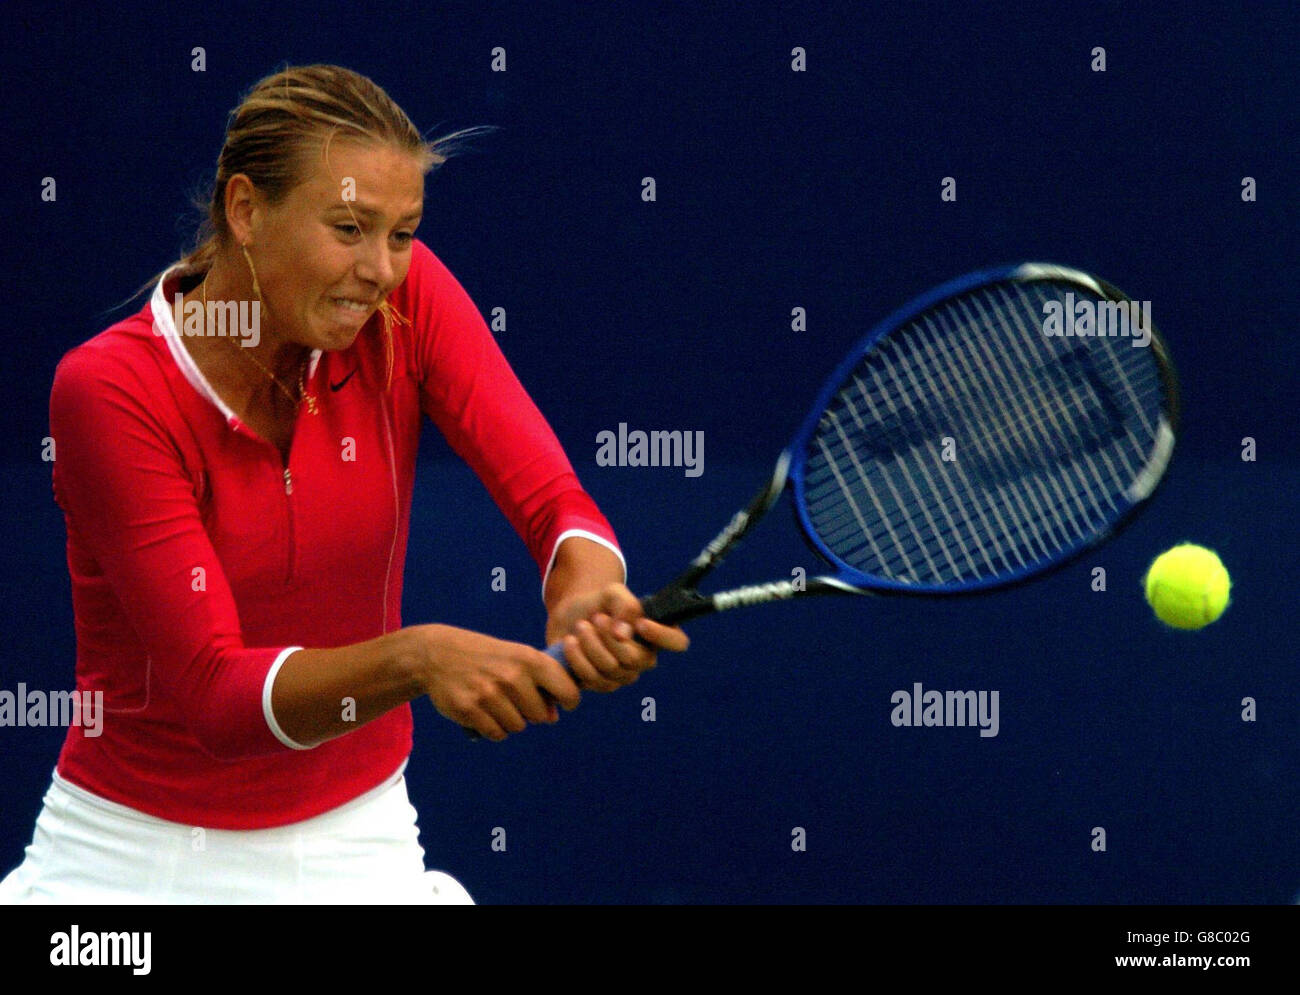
top-left (241, 243), bottom-right (262, 301)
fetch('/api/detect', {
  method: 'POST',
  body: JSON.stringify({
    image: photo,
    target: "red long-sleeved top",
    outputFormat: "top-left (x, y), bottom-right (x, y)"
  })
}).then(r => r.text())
top-left (49, 239), bottom-right (623, 829)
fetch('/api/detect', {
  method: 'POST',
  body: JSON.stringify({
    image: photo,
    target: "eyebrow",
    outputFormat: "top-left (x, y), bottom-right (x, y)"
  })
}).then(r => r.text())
top-left (326, 203), bottom-right (423, 222)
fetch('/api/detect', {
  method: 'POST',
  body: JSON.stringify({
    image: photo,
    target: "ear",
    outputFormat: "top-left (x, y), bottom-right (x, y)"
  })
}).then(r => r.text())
top-left (223, 174), bottom-right (265, 245)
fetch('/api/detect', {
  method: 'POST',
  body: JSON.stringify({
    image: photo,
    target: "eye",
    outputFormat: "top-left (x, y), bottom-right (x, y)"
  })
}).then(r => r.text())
top-left (391, 231), bottom-right (415, 246)
top-left (334, 224), bottom-right (362, 238)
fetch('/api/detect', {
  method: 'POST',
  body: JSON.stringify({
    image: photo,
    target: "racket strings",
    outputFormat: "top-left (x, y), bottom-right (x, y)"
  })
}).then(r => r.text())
top-left (804, 279), bottom-right (1168, 585)
top-left (817, 347), bottom-right (1145, 576)
top-left (857, 333), bottom-right (1118, 465)
top-left (867, 286), bottom-right (1157, 477)
top-left (813, 378), bottom-right (1119, 580)
top-left (815, 319), bottom-right (1108, 573)
top-left (910, 289), bottom-right (1124, 546)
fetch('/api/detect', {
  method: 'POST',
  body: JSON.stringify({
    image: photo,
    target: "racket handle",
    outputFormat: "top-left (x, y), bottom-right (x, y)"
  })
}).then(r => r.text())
top-left (638, 585), bottom-right (712, 626)
top-left (461, 640), bottom-right (570, 741)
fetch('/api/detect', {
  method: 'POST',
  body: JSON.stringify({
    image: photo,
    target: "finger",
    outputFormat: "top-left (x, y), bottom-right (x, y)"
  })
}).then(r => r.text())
top-left (500, 672), bottom-right (557, 725)
top-left (577, 619), bottom-right (632, 684)
top-left (592, 614), bottom-right (649, 670)
top-left (459, 705), bottom-right (509, 743)
top-left (562, 634), bottom-right (621, 692)
top-left (530, 651), bottom-right (582, 712)
top-left (480, 694), bottom-right (529, 736)
top-left (634, 617), bottom-right (690, 652)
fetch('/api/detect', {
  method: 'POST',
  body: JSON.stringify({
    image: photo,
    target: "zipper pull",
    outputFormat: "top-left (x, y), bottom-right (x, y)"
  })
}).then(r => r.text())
top-left (283, 467), bottom-right (293, 495)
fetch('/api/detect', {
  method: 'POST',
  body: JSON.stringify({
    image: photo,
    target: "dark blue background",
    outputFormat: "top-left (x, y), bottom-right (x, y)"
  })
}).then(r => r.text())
top-left (2, 1), bottom-right (1296, 903)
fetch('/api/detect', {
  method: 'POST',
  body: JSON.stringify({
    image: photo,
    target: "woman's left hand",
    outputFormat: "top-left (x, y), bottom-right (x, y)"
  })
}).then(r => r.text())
top-left (545, 582), bottom-right (689, 692)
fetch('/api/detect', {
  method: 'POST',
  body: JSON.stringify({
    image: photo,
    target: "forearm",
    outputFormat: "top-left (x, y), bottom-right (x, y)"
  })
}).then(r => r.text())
top-left (269, 628), bottom-right (428, 749)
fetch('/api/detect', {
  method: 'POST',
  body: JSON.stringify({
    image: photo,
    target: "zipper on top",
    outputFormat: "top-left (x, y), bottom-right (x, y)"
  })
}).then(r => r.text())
top-left (283, 465), bottom-right (296, 582)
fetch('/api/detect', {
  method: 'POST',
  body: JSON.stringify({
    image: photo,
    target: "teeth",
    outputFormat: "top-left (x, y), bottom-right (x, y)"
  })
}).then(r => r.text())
top-left (333, 298), bottom-right (370, 312)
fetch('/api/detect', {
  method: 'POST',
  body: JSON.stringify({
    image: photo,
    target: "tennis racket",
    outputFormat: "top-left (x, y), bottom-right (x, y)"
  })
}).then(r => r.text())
top-left (469, 262), bottom-right (1179, 738)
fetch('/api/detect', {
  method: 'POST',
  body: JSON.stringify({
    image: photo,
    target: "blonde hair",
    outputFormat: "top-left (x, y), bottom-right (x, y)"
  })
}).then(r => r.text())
top-left (133, 64), bottom-right (493, 386)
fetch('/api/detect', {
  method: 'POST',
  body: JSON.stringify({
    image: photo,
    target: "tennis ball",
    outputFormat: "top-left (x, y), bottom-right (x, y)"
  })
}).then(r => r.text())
top-left (1143, 543), bottom-right (1231, 630)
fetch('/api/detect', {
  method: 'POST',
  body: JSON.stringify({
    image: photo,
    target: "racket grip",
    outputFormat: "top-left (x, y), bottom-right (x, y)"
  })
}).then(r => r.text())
top-left (638, 585), bottom-right (712, 627)
top-left (461, 640), bottom-right (570, 741)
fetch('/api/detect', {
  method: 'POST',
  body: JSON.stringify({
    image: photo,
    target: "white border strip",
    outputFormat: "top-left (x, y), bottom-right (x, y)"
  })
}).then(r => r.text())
top-left (262, 646), bottom-right (312, 750)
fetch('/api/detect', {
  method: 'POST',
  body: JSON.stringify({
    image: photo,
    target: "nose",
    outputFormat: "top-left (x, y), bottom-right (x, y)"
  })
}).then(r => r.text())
top-left (355, 234), bottom-right (396, 292)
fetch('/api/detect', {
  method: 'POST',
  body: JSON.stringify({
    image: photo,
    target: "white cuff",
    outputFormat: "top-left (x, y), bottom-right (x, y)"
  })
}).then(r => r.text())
top-left (542, 530), bottom-right (628, 598)
top-left (262, 647), bottom-right (312, 750)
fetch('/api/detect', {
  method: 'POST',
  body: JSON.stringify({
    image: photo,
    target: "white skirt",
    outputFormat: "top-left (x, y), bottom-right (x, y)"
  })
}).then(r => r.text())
top-left (0, 766), bottom-right (473, 905)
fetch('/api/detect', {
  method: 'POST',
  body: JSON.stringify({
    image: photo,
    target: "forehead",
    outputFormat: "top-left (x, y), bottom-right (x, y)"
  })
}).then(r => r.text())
top-left (293, 141), bottom-right (425, 211)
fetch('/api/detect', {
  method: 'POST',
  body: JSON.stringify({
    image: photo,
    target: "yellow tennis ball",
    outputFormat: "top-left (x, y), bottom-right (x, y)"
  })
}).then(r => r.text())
top-left (1143, 544), bottom-right (1231, 630)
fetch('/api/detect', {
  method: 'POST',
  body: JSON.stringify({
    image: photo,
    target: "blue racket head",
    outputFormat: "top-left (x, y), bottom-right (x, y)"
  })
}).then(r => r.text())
top-left (786, 263), bottom-right (1179, 594)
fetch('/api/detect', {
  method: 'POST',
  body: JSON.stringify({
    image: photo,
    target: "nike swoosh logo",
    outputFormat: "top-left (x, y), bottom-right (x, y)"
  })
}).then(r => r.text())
top-left (330, 368), bottom-right (358, 392)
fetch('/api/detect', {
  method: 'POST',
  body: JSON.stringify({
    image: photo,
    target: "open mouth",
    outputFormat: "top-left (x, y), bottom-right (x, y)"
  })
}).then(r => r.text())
top-left (332, 297), bottom-right (373, 315)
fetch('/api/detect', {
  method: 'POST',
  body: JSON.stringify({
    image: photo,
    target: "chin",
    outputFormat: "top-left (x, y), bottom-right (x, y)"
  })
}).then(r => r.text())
top-left (321, 330), bottom-right (362, 352)
top-left (313, 319), bottom-right (367, 351)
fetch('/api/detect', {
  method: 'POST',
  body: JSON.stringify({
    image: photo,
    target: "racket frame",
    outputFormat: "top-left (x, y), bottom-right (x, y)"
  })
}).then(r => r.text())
top-left (640, 263), bottom-right (1181, 625)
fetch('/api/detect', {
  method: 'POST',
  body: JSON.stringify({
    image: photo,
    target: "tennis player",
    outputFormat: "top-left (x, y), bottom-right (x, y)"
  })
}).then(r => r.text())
top-left (0, 64), bottom-right (687, 904)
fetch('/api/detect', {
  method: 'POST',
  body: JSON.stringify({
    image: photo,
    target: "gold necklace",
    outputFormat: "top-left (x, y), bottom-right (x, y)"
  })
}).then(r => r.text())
top-left (203, 275), bottom-right (318, 415)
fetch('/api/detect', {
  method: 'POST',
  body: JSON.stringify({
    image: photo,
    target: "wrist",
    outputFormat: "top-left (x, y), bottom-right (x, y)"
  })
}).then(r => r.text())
top-left (545, 602), bottom-right (582, 646)
top-left (543, 536), bottom-right (625, 615)
top-left (391, 625), bottom-right (442, 698)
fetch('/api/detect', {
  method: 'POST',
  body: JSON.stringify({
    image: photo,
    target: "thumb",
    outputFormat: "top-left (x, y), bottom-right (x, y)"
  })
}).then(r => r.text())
top-left (599, 582), bottom-right (644, 621)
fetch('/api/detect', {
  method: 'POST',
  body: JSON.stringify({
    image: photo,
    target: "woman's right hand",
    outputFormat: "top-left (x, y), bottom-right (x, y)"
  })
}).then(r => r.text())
top-left (412, 624), bottom-right (582, 742)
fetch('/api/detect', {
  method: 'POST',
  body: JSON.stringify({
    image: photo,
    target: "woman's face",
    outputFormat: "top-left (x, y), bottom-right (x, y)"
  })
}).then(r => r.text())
top-left (241, 141), bottom-right (425, 352)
